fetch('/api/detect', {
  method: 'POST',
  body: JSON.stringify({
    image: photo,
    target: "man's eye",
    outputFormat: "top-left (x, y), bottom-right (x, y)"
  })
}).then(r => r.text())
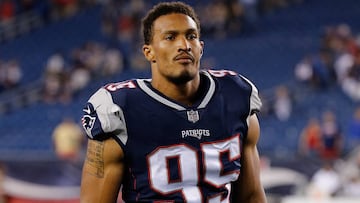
top-left (165, 35), bottom-right (175, 40)
top-left (187, 34), bottom-right (197, 40)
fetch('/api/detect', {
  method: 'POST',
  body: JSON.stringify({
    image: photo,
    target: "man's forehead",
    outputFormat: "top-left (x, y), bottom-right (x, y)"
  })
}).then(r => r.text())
top-left (153, 13), bottom-right (198, 33)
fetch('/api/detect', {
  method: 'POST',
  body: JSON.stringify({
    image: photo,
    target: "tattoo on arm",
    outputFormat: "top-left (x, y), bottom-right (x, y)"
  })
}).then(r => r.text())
top-left (85, 141), bottom-right (105, 178)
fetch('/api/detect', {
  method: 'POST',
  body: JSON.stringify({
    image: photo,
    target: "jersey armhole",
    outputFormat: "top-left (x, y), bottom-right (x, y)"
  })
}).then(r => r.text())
top-left (112, 134), bottom-right (126, 152)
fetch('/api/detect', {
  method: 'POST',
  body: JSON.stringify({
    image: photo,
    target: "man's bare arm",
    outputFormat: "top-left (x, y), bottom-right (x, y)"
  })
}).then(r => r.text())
top-left (80, 138), bottom-right (124, 203)
top-left (232, 114), bottom-right (267, 203)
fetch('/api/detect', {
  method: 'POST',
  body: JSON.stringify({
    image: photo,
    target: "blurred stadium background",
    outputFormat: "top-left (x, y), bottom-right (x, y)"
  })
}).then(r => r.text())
top-left (0, 0), bottom-right (360, 202)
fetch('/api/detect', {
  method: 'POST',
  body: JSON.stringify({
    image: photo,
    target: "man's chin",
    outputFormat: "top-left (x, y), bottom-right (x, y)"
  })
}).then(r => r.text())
top-left (168, 71), bottom-right (196, 85)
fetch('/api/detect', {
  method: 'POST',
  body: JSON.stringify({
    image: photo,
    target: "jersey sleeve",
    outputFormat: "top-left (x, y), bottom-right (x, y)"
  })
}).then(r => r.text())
top-left (239, 74), bottom-right (262, 115)
top-left (81, 88), bottom-right (128, 144)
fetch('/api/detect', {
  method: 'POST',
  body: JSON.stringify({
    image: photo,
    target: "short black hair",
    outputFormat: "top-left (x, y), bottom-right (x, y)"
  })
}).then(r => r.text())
top-left (141, 1), bottom-right (201, 45)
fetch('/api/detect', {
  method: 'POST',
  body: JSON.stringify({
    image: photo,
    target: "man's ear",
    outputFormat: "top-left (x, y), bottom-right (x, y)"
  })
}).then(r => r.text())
top-left (143, 45), bottom-right (156, 63)
top-left (200, 40), bottom-right (205, 57)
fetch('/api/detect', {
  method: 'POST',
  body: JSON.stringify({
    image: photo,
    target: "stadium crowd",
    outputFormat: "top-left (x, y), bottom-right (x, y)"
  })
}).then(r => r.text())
top-left (291, 22), bottom-right (360, 199)
top-left (294, 23), bottom-right (360, 102)
top-left (1, 0), bottom-right (307, 101)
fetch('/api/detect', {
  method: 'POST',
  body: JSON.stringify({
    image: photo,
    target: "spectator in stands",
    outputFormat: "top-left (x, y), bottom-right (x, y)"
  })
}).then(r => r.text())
top-left (323, 24), bottom-right (358, 57)
top-left (0, 0), bottom-right (15, 24)
top-left (42, 42), bottom-right (126, 104)
top-left (296, 24), bottom-right (360, 92)
top-left (343, 175), bottom-right (360, 197)
top-left (42, 52), bottom-right (67, 103)
top-left (333, 43), bottom-right (354, 83)
top-left (341, 50), bottom-right (360, 101)
top-left (319, 110), bottom-right (343, 161)
top-left (99, 0), bottom-right (146, 66)
top-left (0, 59), bottom-right (23, 92)
top-left (294, 55), bottom-right (313, 86)
top-left (298, 117), bottom-right (322, 157)
top-left (46, 51), bottom-right (66, 73)
top-left (117, 11), bottom-right (136, 43)
top-left (294, 50), bottom-right (336, 89)
top-left (42, 72), bottom-right (63, 103)
top-left (341, 149), bottom-right (360, 197)
top-left (82, 41), bottom-right (106, 76)
top-left (307, 162), bottom-right (341, 197)
top-left (102, 47), bottom-right (124, 76)
top-left (347, 106), bottom-right (360, 148)
top-left (311, 49), bottom-right (336, 88)
top-left (2, 59), bottom-right (22, 90)
top-left (70, 42), bottom-right (105, 77)
top-left (127, 0), bottom-right (147, 42)
top-left (52, 117), bottom-right (84, 162)
top-left (272, 85), bottom-right (292, 121)
top-left (68, 62), bottom-right (91, 95)
top-left (330, 25), bottom-right (357, 83)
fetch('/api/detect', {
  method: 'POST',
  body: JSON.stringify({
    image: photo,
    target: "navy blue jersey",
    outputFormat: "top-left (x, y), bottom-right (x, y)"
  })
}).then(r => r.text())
top-left (82, 69), bottom-right (262, 202)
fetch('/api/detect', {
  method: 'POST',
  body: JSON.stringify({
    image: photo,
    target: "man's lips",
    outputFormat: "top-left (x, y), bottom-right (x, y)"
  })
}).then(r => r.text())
top-left (174, 53), bottom-right (194, 62)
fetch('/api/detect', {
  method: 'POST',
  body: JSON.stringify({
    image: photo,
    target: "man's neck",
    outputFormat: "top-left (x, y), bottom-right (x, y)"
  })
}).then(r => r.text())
top-left (151, 74), bottom-right (201, 107)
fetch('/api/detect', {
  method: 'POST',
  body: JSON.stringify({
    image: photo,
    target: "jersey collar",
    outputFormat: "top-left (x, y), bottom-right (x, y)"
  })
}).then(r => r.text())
top-left (137, 70), bottom-right (215, 111)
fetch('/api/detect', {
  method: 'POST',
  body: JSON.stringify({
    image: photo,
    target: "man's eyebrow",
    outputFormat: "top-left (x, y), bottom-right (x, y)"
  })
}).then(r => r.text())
top-left (160, 28), bottom-right (198, 35)
top-left (161, 30), bottom-right (178, 35)
top-left (186, 28), bottom-right (198, 34)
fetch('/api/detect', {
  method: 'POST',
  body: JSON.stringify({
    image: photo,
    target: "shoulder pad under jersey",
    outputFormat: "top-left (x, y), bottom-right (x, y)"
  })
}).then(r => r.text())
top-left (207, 69), bottom-right (262, 114)
top-left (238, 74), bottom-right (262, 115)
top-left (81, 88), bottom-right (127, 144)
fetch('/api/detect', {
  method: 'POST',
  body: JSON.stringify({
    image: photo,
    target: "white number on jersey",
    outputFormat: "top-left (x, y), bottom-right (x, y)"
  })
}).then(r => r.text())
top-left (208, 69), bottom-right (237, 77)
top-left (105, 81), bottom-right (136, 91)
top-left (147, 135), bottom-right (241, 203)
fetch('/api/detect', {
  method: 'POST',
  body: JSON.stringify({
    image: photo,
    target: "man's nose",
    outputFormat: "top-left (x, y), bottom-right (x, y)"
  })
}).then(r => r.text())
top-left (177, 37), bottom-right (191, 52)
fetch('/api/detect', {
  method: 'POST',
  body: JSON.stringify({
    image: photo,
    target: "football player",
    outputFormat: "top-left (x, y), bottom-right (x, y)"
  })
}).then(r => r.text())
top-left (80, 2), bottom-right (267, 202)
